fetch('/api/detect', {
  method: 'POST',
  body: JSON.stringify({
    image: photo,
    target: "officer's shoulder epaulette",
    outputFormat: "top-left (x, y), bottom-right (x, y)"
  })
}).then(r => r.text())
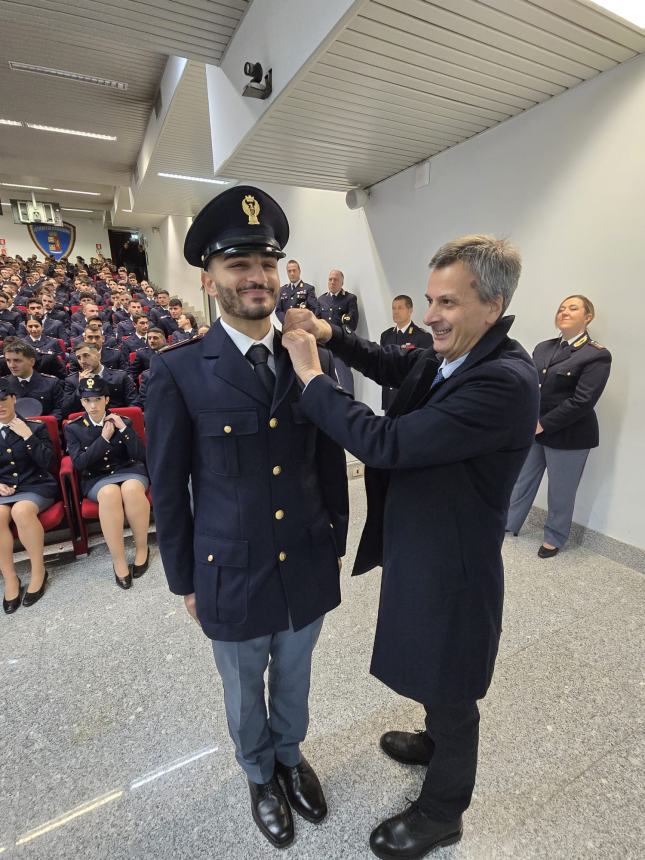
top-left (40, 372), bottom-right (58, 379)
top-left (67, 413), bottom-right (86, 424)
top-left (589, 340), bottom-right (607, 350)
top-left (159, 334), bottom-right (204, 354)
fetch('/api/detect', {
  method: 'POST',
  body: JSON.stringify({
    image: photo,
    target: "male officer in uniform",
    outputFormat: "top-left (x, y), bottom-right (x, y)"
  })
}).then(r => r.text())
top-left (3, 340), bottom-right (63, 420)
top-left (316, 269), bottom-right (359, 395)
top-left (275, 260), bottom-right (318, 324)
top-left (62, 343), bottom-right (139, 417)
top-left (379, 295), bottom-right (434, 411)
top-left (146, 186), bottom-right (349, 849)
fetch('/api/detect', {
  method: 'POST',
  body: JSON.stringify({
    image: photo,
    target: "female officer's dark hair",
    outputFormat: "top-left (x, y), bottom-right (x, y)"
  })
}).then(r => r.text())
top-left (554, 295), bottom-right (595, 328)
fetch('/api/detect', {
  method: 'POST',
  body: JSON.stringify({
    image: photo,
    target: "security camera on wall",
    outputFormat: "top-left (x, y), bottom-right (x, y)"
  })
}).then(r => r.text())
top-left (345, 188), bottom-right (370, 210)
top-left (242, 61), bottom-right (273, 99)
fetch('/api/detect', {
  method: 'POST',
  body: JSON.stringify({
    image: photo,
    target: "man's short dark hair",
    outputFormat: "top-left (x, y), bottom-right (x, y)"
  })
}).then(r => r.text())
top-left (393, 295), bottom-right (413, 309)
top-left (79, 291), bottom-right (95, 301)
top-left (169, 298), bottom-right (183, 308)
top-left (0, 291), bottom-right (10, 302)
top-left (74, 341), bottom-right (100, 354)
top-left (128, 297), bottom-right (142, 306)
top-left (148, 327), bottom-right (165, 337)
top-left (133, 313), bottom-right (149, 323)
top-left (156, 289), bottom-right (169, 297)
top-left (86, 315), bottom-right (103, 325)
top-left (4, 339), bottom-right (37, 360)
top-left (287, 259), bottom-right (300, 268)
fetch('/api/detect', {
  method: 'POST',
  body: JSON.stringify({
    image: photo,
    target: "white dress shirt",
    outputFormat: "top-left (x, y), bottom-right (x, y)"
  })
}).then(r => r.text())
top-left (220, 319), bottom-right (276, 374)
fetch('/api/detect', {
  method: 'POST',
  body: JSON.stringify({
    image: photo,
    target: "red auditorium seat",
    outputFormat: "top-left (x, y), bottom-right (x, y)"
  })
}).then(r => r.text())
top-left (12, 415), bottom-right (71, 541)
top-left (60, 406), bottom-right (150, 557)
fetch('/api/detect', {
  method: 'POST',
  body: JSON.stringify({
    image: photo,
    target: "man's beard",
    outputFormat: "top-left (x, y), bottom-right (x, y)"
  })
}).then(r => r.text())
top-left (216, 282), bottom-right (276, 320)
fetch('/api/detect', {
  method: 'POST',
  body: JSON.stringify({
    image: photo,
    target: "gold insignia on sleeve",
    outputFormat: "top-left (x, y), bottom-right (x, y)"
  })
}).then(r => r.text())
top-left (408, 326), bottom-right (413, 335)
top-left (86, 377), bottom-right (95, 389)
top-left (242, 195), bottom-right (260, 225)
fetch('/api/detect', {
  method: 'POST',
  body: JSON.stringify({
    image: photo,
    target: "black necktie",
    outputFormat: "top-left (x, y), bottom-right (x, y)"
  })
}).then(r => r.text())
top-left (561, 340), bottom-right (569, 350)
top-left (246, 344), bottom-right (275, 399)
top-left (19, 379), bottom-right (29, 388)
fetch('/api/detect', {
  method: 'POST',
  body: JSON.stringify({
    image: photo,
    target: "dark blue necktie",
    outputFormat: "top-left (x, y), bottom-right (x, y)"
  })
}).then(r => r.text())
top-left (246, 344), bottom-right (275, 398)
top-left (430, 368), bottom-right (444, 389)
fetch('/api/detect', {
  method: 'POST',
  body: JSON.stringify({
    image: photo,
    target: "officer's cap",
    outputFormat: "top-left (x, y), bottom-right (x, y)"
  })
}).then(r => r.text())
top-left (79, 375), bottom-right (109, 398)
top-left (0, 377), bottom-right (14, 399)
top-left (184, 185), bottom-right (289, 269)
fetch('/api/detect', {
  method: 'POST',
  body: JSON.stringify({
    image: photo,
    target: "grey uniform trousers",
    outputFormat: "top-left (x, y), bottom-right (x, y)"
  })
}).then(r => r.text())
top-left (212, 615), bottom-right (324, 784)
top-left (506, 441), bottom-right (590, 548)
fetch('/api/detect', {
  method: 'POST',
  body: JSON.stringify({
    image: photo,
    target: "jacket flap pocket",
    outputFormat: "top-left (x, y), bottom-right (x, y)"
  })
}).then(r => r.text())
top-left (198, 410), bottom-right (258, 437)
top-left (194, 533), bottom-right (249, 567)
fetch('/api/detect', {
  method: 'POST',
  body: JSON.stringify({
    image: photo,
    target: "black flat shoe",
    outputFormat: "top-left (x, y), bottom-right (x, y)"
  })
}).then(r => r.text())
top-left (3, 584), bottom-right (23, 614)
top-left (537, 545), bottom-right (559, 558)
top-left (132, 548), bottom-right (150, 579)
top-left (114, 565), bottom-right (133, 590)
top-left (22, 571), bottom-right (49, 608)
top-left (369, 806), bottom-right (462, 860)
top-left (248, 776), bottom-right (294, 848)
top-left (276, 755), bottom-right (327, 823)
top-left (380, 730), bottom-right (433, 766)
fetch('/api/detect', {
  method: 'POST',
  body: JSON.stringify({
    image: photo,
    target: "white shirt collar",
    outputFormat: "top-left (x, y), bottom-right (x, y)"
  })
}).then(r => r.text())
top-left (564, 331), bottom-right (586, 345)
top-left (438, 352), bottom-right (470, 379)
top-left (88, 414), bottom-right (106, 428)
top-left (220, 318), bottom-right (275, 358)
top-left (397, 320), bottom-right (413, 334)
top-left (17, 374), bottom-right (33, 384)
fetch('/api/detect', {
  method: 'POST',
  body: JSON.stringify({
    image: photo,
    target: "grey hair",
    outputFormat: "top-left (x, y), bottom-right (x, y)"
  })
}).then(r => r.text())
top-left (429, 235), bottom-right (521, 314)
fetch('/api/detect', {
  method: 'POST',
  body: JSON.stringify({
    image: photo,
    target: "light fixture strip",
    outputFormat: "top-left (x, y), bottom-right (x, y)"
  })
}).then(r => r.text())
top-left (157, 172), bottom-right (231, 185)
top-left (0, 118), bottom-right (22, 126)
top-left (0, 182), bottom-right (50, 190)
top-left (26, 124), bottom-right (117, 141)
top-left (9, 61), bottom-right (128, 91)
top-left (52, 188), bottom-right (101, 196)
top-left (61, 208), bottom-right (94, 213)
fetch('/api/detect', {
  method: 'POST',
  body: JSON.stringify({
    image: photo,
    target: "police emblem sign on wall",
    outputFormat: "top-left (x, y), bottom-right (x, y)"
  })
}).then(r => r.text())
top-left (28, 221), bottom-right (76, 261)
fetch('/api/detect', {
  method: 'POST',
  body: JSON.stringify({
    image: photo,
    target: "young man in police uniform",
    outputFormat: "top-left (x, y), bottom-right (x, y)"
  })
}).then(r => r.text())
top-left (275, 259), bottom-right (318, 323)
top-left (316, 269), bottom-right (359, 395)
top-left (379, 295), bottom-right (434, 411)
top-left (146, 186), bottom-right (349, 849)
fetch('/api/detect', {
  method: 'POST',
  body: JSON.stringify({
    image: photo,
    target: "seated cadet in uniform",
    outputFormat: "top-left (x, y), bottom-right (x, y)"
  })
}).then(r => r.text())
top-left (23, 316), bottom-right (65, 358)
top-left (0, 378), bottom-right (60, 613)
top-left (129, 327), bottom-right (166, 383)
top-left (64, 375), bottom-right (150, 590)
top-left (115, 299), bottom-right (144, 341)
top-left (19, 298), bottom-right (68, 343)
top-left (63, 342), bottom-right (139, 418)
top-left (68, 328), bottom-right (126, 372)
top-left (3, 340), bottom-right (64, 420)
top-left (120, 314), bottom-right (149, 358)
top-left (170, 312), bottom-right (198, 344)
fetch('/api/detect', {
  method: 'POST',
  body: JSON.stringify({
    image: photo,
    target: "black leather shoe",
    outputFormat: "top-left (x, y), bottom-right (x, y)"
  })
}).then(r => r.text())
top-left (22, 571), bottom-right (48, 608)
top-left (369, 806), bottom-right (462, 860)
top-left (132, 548), bottom-right (150, 579)
top-left (3, 584), bottom-right (23, 614)
top-left (380, 731), bottom-right (433, 766)
top-left (248, 777), bottom-right (294, 848)
top-left (276, 756), bottom-right (327, 823)
top-left (114, 565), bottom-right (133, 590)
top-left (537, 545), bottom-right (559, 558)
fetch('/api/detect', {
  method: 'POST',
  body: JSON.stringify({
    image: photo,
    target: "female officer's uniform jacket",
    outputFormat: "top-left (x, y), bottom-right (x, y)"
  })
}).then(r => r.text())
top-left (533, 332), bottom-right (611, 450)
top-left (64, 413), bottom-right (147, 496)
top-left (0, 420), bottom-right (59, 498)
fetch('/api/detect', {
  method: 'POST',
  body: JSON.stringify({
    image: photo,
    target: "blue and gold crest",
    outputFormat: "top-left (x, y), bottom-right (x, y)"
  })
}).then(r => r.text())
top-left (28, 221), bottom-right (76, 260)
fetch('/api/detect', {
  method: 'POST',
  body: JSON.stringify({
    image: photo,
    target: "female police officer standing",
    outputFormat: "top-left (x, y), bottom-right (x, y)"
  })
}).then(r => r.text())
top-left (506, 295), bottom-right (611, 557)
top-left (0, 377), bottom-right (59, 613)
top-left (64, 375), bottom-right (150, 589)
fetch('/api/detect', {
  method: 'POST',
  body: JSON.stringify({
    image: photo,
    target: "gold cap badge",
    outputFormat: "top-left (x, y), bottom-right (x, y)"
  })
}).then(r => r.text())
top-left (242, 195), bottom-right (260, 225)
top-left (86, 377), bottom-right (95, 389)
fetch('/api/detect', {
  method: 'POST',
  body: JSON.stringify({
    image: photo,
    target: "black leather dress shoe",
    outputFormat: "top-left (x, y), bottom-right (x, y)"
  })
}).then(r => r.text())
top-left (380, 731), bottom-right (433, 766)
top-left (537, 544), bottom-right (559, 558)
top-left (248, 777), bottom-right (294, 848)
top-left (114, 565), bottom-right (133, 590)
top-left (276, 756), bottom-right (327, 823)
top-left (132, 548), bottom-right (150, 579)
top-left (369, 806), bottom-right (462, 860)
top-left (22, 571), bottom-right (48, 608)
top-left (3, 584), bottom-right (23, 614)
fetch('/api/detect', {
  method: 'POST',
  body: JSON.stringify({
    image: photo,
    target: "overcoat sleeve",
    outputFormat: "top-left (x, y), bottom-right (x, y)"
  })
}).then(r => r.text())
top-left (325, 325), bottom-right (426, 389)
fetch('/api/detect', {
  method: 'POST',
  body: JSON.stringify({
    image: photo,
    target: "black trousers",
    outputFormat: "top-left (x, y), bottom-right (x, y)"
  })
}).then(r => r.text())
top-left (417, 701), bottom-right (480, 821)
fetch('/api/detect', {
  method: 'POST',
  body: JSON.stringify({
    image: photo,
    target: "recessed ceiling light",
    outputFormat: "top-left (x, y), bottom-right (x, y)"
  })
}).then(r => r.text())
top-left (26, 124), bottom-right (117, 141)
top-left (157, 172), bottom-right (231, 185)
top-left (589, 1), bottom-right (645, 26)
top-left (52, 188), bottom-right (101, 196)
top-left (9, 61), bottom-right (128, 91)
top-left (0, 182), bottom-right (50, 190)
top-left (0, 118), bottom-right (22, 126)
top-left (61, 207), bottom-right (94, 213)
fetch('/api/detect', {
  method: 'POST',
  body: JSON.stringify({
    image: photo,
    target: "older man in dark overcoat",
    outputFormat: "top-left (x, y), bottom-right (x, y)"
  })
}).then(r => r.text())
top-left (282, 235), bottom-right (540, 859)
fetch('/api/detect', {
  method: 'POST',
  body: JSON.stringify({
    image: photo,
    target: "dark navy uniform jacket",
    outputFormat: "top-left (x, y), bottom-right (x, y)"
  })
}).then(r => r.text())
top-left (0, 321), bottom-right (16, 339)
top-left (21, 317), bottom-right (68, 343)
top-left (0, 420), bottom-right (59, 498)
top-left (316, 289), bottom-right (359, 333)
top-left (69, 346), bottom-right (126, 374)
top-left (120, 333), bottom-right (149, 358)
top-left (0, 309), bottom-right (23, 331)
top-left (533, 332), bottom-right (611, 450)
top-left (379, 321), bottom-right (434, 411)
top-left (275, 280), bottom-right (318, 323)
top-left (146, 320), bottom-right (349, 642)
top-left (5, 372), bottom-right (63, 421)
top-left (297, 316), bottom-right (539, 705)
top-left (64, 413), bottom-right (147, 496)
top-left (22, 336), bottom-right (64, 358)
top-left (62, 369), bottom-right (139, 418)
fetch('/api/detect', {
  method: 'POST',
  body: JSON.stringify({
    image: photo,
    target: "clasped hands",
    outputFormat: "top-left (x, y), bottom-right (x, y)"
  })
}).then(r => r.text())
top-left (281, 309), bottom-right (333, 385)
top-left (101, 413), bottom-right (127, 441)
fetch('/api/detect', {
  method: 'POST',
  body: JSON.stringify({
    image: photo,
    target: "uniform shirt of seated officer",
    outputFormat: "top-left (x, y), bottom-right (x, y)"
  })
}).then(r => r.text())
top-left (130, 327), bottom-right (165, 381)
top-left (70, 301), bottom-right (104, 339)
top-left (23, 316), bottom-right (64, 357)
top-left (63, 375), bottom-right (148, 498)
top-left (120, 314), bottom-right (149, 357)
top-left (40, 289), bottom-right (71, 330)
top-left (115, 299), bottom-right (143, 341)
top-left (69, 328), bottom-right (126, 372)
top-left (63, 342), bottom-right (139, 417)
top-left (0, 291), bottom-right (23, 332)
top-left (3, 341), bottom-right (64, 420)
top-left (20, 299), bottom-right (68, 343)
top-left (148, 289), bottom-right (170, 324)
top-left (156, 298), bottom-right (182, 337)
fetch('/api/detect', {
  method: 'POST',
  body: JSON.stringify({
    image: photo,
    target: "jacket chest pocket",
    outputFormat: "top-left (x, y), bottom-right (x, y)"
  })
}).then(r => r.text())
top-left (198, 409), bottom-right (259, 476)
top-left (290, 403), bottom-right (316, 462)
top-left (554, 368), bottom-right (579, 388)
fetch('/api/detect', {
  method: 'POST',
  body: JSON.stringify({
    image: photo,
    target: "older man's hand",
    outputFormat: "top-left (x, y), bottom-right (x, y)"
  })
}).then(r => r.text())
top-left (282, 329), bottom-right (324, 386)
top-left (283, 308), bottom-right (332, 343)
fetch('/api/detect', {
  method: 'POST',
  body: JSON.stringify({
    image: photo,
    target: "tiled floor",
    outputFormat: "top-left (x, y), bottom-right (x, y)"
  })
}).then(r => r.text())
top-left (2, 480), bottom-right (643, 859)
